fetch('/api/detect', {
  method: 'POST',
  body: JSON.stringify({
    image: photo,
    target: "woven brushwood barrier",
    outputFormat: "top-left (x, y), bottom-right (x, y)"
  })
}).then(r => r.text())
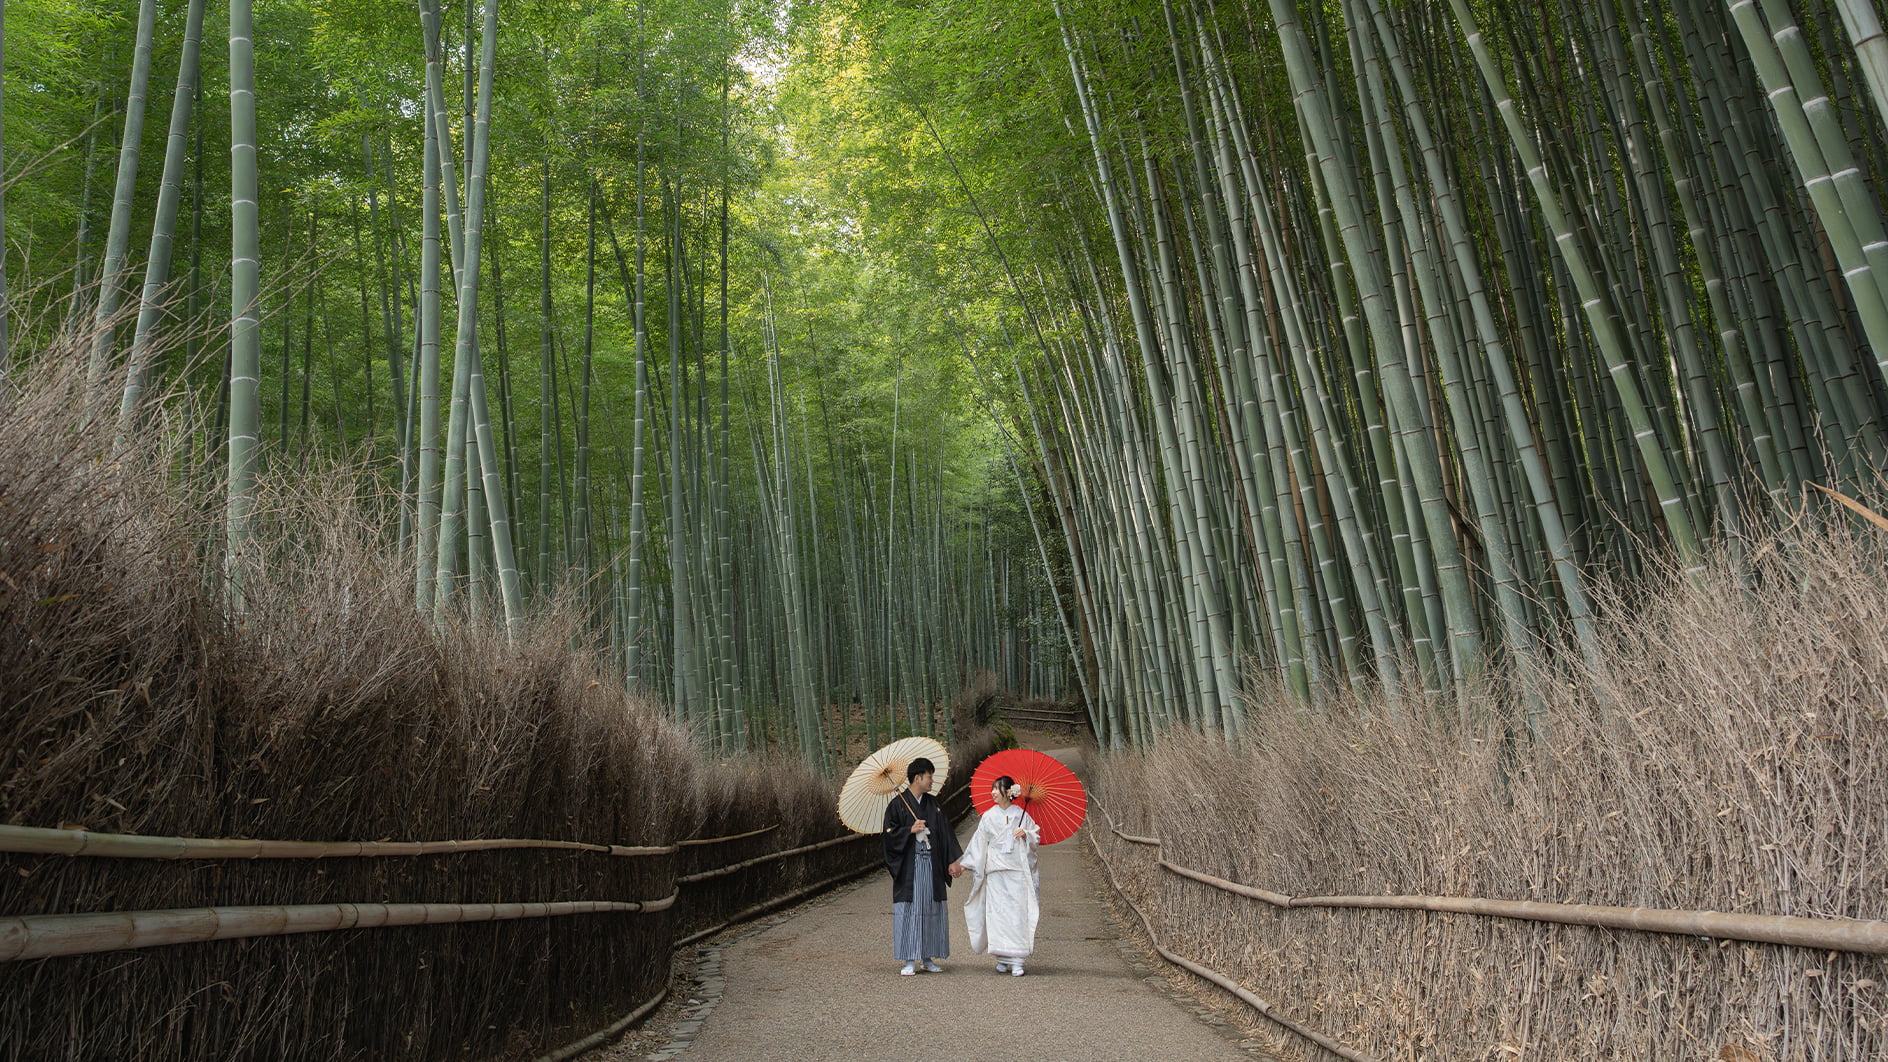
top-left (1, 740), bottom-right (990, 1062)
top-left (1088, 760), bottom-right (1888, 1062)
top-left (0, 780), bottom-right (980, 964)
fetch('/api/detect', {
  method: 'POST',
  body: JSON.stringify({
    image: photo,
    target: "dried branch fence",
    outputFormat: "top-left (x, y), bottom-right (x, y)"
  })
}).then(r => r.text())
top-left (1, 779), bottom-right (981, 1057)
top-left (1088, 795), bottom-right (1888, 1062)
top-left (1086, 811), bottom-right (1381, 1062)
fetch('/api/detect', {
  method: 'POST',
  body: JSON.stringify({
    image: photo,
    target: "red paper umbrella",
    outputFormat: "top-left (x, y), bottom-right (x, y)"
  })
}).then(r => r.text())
top-left (969, 749), bottom-right (1087, 845)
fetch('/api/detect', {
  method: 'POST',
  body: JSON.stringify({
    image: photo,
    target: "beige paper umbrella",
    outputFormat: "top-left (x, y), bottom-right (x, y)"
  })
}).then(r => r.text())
top-left (836, 736), bottom-right (950, 834)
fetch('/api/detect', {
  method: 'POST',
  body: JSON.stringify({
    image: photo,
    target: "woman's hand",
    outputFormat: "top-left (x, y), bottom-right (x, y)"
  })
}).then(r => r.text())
top-left (1012, 828), bottom-right (1027, 839)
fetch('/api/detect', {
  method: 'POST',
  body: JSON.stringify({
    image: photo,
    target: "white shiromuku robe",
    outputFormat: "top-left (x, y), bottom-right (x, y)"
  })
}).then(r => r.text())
top-left (958, 804), bottom-right (1041, 960)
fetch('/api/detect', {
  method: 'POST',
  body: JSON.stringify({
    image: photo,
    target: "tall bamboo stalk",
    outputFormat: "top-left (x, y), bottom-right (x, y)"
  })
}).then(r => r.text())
top-left (0, 0), bottom-right (8, 383)
top-left (624, 0), bottom-right (653, 686)
top-left (414, 18), bottom-right (446, 612)
top-left (455, 0), bottom-right (524, 630)
top-left (225, 0), bottom-right (262, 601)
top-left (86, 0), bottom-right (160, 394)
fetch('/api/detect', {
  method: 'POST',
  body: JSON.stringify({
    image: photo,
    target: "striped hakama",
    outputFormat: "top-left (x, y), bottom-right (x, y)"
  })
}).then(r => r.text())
top-left (892, 843), bottom-right (950, 960)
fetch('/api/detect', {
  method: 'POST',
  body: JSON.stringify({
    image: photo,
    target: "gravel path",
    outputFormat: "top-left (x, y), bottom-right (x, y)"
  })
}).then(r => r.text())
top-left (607, 744), bottom-right (1271, 1062)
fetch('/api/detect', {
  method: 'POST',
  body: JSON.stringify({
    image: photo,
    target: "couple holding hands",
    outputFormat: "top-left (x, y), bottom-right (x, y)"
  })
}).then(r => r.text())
top-left (881, 757), bottom-right (1040, 978)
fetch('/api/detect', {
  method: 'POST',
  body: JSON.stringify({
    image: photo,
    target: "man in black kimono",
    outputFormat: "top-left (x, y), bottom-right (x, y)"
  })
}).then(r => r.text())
top-left (882, 756), bottom-right (963, 975)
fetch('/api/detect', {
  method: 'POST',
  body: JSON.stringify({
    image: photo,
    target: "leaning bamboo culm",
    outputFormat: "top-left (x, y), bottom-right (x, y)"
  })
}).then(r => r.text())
top-left (112, 0), bottom-right (208, 442)
top-left (83, 0), bottom-right (159, 394)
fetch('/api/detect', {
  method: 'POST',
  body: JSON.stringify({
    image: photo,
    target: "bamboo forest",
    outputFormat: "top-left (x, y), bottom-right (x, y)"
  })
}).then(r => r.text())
top-left (4, 0), bottom-right (1888, 1057)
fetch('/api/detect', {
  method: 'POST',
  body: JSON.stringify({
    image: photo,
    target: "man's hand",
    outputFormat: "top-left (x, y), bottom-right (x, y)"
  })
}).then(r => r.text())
top-left (947, 862), bottom-right (965, 877)
top-left (909, 820), bottom-right (927, 835)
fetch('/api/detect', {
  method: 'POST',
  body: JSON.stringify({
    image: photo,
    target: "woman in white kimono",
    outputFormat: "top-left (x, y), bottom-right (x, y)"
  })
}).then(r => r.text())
top-left (950, 775), bottom-right (1041, 975)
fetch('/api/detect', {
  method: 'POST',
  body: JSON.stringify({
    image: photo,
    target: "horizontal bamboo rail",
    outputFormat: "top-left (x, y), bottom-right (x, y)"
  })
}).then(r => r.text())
top-left (1100, 816), bottom-right (1888, 957)
top-left (1291, 889), bottom-right (1888, 954)
top-left (675, 857), bottom-right (886, 949)
top-left (677, 825), bottom-right (777, 847)
top-left (675, 832), bottom-right (871, 885)
top-left (534, 987), bottom-right (670, 1062)
top-left (0, 892), bottom-right (679, 962)
top-left (1086, 829), bottom-right (1380, 1062)
top-left (1160, 859), bottom-right (1293, 906)
top-left (0, 822), bottom-right (802, 860)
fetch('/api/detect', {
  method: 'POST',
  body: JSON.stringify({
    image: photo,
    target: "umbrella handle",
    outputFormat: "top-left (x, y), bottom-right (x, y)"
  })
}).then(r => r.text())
top-left (896, 789), bottom-right (924, 831)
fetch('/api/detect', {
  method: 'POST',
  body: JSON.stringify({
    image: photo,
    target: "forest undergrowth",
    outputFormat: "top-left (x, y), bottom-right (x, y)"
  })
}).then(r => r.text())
top-left (1097, 516), bottom-right (1888, 1061)
top-left (0, 352), bottom-right (990, 1061)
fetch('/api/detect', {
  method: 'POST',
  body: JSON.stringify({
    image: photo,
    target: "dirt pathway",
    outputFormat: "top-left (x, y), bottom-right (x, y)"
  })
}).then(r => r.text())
top-left (614, 742), bottom-right (1268, 1062)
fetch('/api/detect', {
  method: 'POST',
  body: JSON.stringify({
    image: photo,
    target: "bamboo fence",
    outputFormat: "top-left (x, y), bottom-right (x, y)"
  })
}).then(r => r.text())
top-left (1092, 803), bottom-right (1888, 957)
top-left (1087, 794), bottom-right (1888, 1060)
top-left (2, 755), bottom-right (984, 1062)
top-left (0, 811), bottom-right (946, 963)
top-left (1086, 823), bottom-right (1381, 1062)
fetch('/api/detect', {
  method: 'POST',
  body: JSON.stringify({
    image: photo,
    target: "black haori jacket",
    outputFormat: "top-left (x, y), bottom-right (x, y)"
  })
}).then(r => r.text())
top-left (882, 791), bottom-right (962, 903)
